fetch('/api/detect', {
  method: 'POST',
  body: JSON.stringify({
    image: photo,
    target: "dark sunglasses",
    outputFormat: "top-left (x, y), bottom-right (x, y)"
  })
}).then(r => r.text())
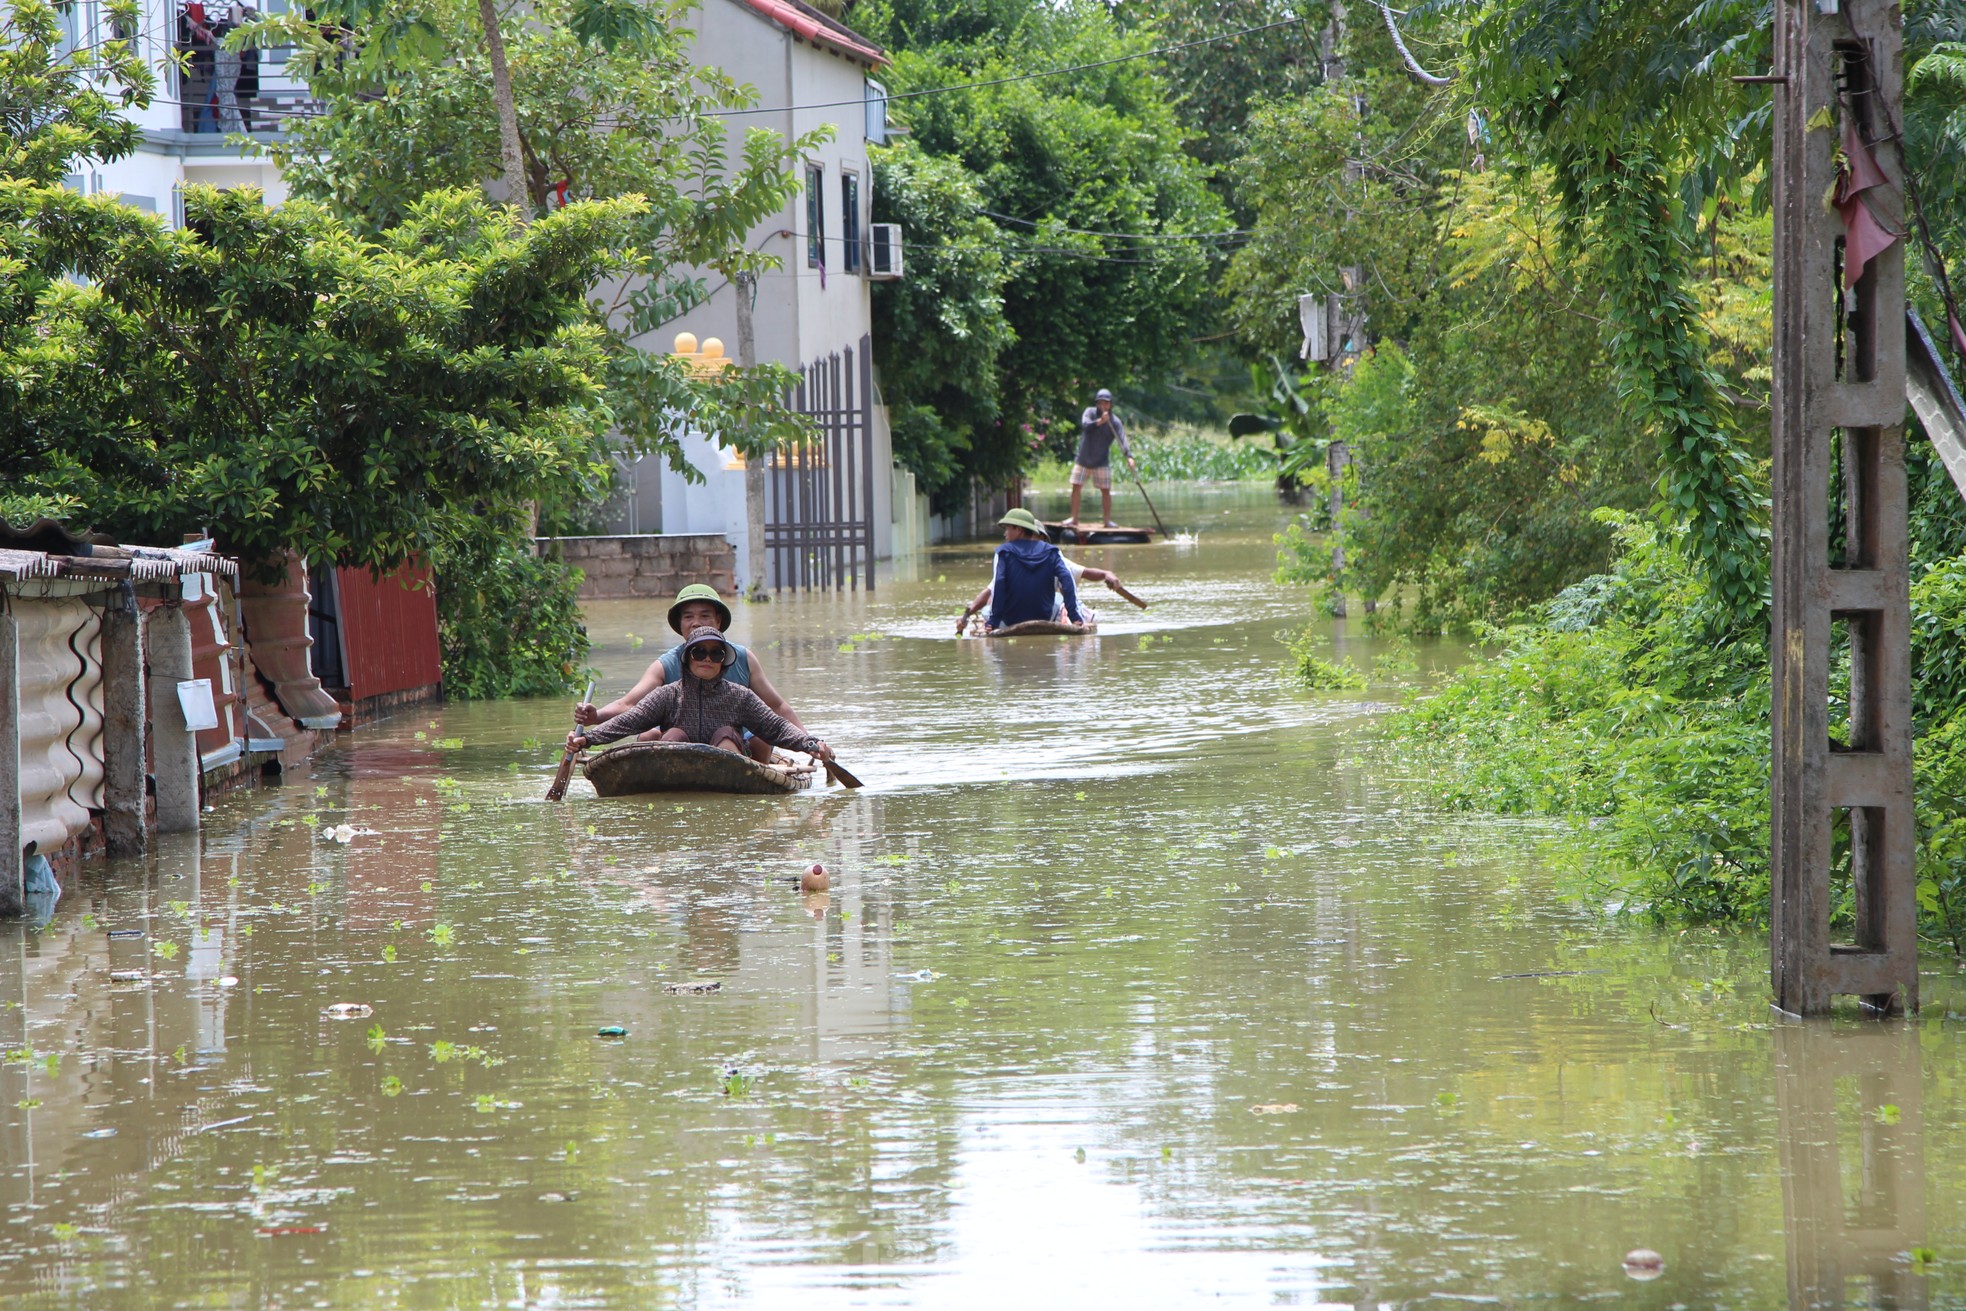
top-left (687, 645), bottom-right (729, 663)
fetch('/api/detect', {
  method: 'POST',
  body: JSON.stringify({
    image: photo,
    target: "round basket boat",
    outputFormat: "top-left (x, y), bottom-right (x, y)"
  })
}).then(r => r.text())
top-left (581, 741), bottom-right (815, 797)
top-left (968, 616), bottom-right (1099, 638)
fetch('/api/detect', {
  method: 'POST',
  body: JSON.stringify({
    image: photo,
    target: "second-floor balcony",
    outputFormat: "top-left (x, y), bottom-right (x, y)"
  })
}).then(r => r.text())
top-left (171, 4), bottom-right (319, 136)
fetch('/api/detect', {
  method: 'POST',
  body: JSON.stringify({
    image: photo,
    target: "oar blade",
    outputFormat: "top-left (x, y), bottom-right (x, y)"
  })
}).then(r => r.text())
top-left (822, 758), bottom-right (865, 789)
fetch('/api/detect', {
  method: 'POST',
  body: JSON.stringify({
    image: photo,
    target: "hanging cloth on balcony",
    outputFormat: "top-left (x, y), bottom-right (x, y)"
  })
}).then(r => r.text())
top-left (1835, 121), bottom-right (1902, 288)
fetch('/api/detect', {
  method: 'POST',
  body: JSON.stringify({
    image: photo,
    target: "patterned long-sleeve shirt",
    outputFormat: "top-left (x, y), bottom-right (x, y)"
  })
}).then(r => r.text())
top-left (583, 675), bottom-right (820, 754)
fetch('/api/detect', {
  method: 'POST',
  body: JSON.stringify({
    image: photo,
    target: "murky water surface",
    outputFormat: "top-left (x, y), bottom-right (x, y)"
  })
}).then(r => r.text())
top-left (4, 489), bottom-right (1964, 1308)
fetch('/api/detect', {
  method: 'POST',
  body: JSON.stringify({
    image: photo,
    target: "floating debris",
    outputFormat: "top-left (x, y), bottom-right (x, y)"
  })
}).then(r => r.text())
top-left (1622, 1249), bottom-right (1665, 1281)
top-left (538, 1191), bottom-right (578, 1204)
top-left (663, 981), bottom-right (721, 995)
top-left (894, 969), bottom-right (942, 982)
top-left (106, 929), bottom-right (145, 940)
top-left (801, 862), bottom-right (829, 893)
top-left (322, 1002), bottom-right (374, 1019)
top-left (108, 970), bottom-right (146, 983)
top-left (256, 1226), bottom-right (326, 1237)
top-left (1250, 1103), bottom-right (1299, 1116)
top-left (218, 976), bottom-right (240, 988)
top-left (596, 1025), bottom-right (628, 1038)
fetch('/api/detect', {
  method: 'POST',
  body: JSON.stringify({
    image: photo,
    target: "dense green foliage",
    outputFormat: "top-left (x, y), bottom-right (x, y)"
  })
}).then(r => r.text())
top-left (433, 530), bottom-right (592, 701)
top-left (1223, 0), bottom-right (1966, 941)
top-left (0, 13), bottom-right (638, 580)
top-left (1108, 0), bottom-right (1331, 203)
top-left (859, 0), bottom-right (1227, 505)
top-left (1402, 515), bottom-right (1773, 923)
top-left (869, 140), bottom-right (1013, 494)
top-left (258, 0), bottom-right (816, 478)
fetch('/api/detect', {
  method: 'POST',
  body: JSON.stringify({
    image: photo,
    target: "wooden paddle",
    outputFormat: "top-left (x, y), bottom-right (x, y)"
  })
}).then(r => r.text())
top-left (1106, 578), bottom-right (1149, 609)
top-left (819, 756), bottom-right (865, 789)
top-left (544, 677), bottom-right (596, 802)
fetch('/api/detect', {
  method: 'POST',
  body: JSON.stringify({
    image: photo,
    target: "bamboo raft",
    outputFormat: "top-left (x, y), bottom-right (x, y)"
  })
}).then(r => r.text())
top-left (581, 741), bottom-right (816, 796)
top-left (1043, 521), bottom-right (1154, 545)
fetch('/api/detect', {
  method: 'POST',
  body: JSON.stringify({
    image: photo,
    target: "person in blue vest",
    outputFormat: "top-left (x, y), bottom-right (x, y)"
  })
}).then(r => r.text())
top-left (574, 584), bottom-right (806, 761)
top-left (957, 508), bottom-right (1087, 633)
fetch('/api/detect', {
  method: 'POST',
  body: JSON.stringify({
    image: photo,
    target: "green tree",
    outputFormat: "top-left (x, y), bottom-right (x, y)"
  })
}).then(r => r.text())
top-left (258, 0), bottom-right (823, 481)
top-left (2, 184), bottom-right (640, 574)
top-left (870, 140), bottom-right (1013, 496)
top-left (856, 0), bottom-right (1227, 502)
top-left (1111, 0), bottom-right (1331, 183)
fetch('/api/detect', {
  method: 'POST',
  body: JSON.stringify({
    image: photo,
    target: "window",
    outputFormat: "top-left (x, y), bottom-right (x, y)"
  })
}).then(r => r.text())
top-left (864, 80), bottom-right (888, 144)
top-left (842, 173), bottom-right (862, 274)
top-left (806, 164), bottom-right (825, 268)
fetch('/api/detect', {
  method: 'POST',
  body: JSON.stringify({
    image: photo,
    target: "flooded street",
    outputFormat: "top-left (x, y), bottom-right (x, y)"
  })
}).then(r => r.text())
top-left (3, 490), bottom-right (1962, 1308)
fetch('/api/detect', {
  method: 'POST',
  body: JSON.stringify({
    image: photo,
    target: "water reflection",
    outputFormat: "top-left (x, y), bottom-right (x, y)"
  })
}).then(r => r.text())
top-left (1777, 1020), bottom-right (1929, 1310)
top-left (6, 491), bottom-right (1966, 1307)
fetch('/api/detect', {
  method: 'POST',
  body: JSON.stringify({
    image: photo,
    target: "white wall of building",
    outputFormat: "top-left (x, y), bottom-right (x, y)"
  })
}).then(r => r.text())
top-left (617, 0), bottom-right (910, 568)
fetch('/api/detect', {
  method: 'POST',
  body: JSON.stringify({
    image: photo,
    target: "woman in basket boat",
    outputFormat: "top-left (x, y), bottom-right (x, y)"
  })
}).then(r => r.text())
top-left (566, 626), bottom-right (836, 765)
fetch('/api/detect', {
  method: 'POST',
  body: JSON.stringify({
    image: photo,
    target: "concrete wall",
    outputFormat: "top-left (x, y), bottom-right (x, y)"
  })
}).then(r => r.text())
top-left (538, 534), bottom-right (737, 601)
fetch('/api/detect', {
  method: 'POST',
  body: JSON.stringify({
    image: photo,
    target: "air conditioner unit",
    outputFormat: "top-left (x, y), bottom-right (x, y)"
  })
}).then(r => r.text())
top-left (868, 223), bottom-right (904, 281)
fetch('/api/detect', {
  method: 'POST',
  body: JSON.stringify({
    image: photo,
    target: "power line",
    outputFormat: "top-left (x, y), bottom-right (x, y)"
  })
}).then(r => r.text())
top-left (978, 208), bottom-right (1249, 243)
top-left (789, 227), bottom-right (1241, 266)
top-left (702, 16), bottom-right (1314, 119)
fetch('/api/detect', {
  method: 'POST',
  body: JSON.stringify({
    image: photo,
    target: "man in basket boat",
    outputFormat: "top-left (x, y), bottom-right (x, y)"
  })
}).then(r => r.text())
top-left (955, 508), bottom-right (1089, 635)
top-left (576, 583), bottom-right (809, 754)
top-left (955, 512), bottom-right (1136, 635)
top-left (567, 626), bottom-right (835, 764)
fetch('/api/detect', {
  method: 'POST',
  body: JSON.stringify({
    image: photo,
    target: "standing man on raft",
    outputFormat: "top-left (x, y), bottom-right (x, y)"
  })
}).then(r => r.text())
top-left (1066, 388), bottom-right (1135, 528)
top-left (576, 583), bottom-right (807, 762)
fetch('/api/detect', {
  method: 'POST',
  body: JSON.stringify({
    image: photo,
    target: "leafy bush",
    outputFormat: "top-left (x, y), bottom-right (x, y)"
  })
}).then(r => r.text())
top-left (1132, 431), bottom-right (1277, 483)
top-left (1035, 429), bottom-right (1276, 484)
top-left (1285, 628), bottom-right (1368, 689)
top-left (1396, 515), bottom-right (1772, 923)
top-left (434, 533), bottom-right (589, 701)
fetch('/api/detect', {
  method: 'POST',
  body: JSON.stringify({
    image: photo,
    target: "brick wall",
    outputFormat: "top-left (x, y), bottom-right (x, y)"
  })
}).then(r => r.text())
top-left (536, 534), bottom-right (736, 601)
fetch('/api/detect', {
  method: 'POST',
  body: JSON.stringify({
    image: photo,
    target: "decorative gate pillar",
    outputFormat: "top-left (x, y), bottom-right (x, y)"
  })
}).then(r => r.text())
top-left (1770, 0), bottom-right (1916, 1014)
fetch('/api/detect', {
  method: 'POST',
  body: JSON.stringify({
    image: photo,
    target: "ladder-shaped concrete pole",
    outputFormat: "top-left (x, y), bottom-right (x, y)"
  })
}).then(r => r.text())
top-left (1771, 0), bottom-right (1917, 1014)
top-left (145, 604), bottom-right (202, 835)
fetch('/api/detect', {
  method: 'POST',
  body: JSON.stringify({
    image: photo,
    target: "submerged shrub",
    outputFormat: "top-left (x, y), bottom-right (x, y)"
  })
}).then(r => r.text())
top-left (435, 533), bottom-right (590, 701)
top-left (1285, 627), bottom-right (1368, 690)
top-left (1394, 515), bottom-right (1772, 923)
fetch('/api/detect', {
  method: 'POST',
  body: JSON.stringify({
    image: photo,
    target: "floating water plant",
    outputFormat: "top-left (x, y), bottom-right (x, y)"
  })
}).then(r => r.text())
top-left (380, 1077), bottom-right (403, 1097)
top-left (720, 1069), bottom-right (755, 1098)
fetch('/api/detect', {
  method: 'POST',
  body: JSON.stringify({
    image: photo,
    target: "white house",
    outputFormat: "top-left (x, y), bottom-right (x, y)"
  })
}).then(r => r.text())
top-left (609, 0), bottom-right (923, 587)
top-left (47, 0), bottom-right (923, 588)
top-left (51, 0), bottom-right (300, 214)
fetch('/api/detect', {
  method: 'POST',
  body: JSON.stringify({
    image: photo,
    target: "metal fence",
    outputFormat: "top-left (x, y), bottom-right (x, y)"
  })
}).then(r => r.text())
top-left (766, 334), bottom-right (876, 591)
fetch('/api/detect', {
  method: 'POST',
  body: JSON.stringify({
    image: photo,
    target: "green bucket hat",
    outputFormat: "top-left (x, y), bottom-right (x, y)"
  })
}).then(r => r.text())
top-left (667, 583), bottom-right (733, 635)
top-left (998, 507), bottom-right (1051, 539)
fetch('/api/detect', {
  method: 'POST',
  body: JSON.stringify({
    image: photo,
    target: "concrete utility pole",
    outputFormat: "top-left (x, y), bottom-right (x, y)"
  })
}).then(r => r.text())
top-left (735, 271), bottom-right (768, 600)
top-left (1769, 0), bottom-right (1916, 1015)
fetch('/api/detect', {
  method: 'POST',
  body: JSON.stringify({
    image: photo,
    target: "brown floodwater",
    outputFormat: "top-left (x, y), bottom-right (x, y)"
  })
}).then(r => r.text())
top-left (3, 487), bottom-right (1963, 1309)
